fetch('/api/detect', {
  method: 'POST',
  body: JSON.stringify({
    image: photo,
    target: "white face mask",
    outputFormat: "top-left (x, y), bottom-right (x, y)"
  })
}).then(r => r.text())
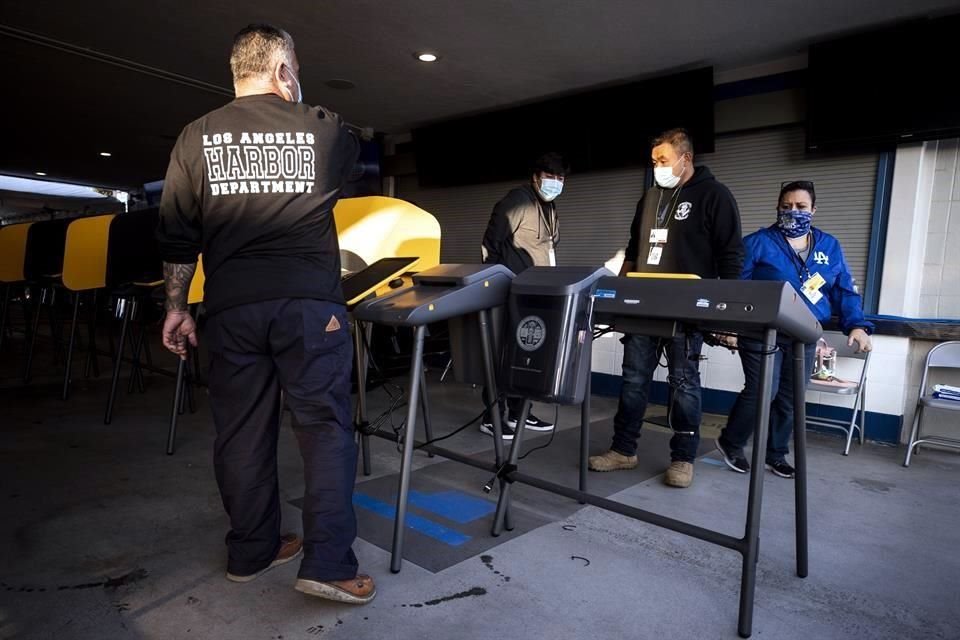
top-left (537, 177), bottom-right (563, 201)
top-left (282, 65), bottom-right (302, 104)
top-left (654, 156), bottom-right (685, 189)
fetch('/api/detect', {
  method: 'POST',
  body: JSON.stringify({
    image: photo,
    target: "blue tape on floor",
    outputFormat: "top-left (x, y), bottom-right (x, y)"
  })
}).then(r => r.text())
top-left (408, 490), bottom-right (496, 524)
top-left (352, 493), bottom-right (471, 547)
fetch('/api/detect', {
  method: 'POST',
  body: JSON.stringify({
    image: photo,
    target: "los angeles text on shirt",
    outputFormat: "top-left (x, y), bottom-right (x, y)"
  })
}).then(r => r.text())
top-left (202, 131), bottom-right (316, 196)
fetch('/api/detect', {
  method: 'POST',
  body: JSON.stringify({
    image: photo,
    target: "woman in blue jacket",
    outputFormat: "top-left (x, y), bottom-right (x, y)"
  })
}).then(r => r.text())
top-left (715, 181), bottom-right (873, 478)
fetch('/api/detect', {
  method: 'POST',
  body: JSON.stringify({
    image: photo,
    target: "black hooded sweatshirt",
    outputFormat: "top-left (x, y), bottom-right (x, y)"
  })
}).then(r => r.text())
top-left (624, 166), bottom-right (744, 279)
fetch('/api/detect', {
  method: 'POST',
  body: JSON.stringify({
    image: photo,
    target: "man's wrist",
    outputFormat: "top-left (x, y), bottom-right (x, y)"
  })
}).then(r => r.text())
top-left (162, 261), bottom-right (197, 315)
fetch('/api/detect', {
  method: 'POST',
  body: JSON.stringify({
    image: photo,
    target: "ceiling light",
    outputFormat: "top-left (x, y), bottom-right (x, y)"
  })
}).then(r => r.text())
top-left (99, 151), bottom-right (112, 157)
top-left (416, 52), bottom-right (438, 63)
top-left (35, 171), bottom-right (47, 176)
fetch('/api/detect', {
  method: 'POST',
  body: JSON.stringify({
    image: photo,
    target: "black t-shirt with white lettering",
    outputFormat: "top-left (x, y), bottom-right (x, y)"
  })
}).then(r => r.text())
top-left (156, 93), bottom-right (360, 314)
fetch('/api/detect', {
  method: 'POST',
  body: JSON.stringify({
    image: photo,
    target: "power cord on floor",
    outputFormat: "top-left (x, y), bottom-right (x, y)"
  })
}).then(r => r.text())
top-left (519, 404), bottom-right (560, 460)
top-left (413, 391), bottom-right (504, 451)
top-left (483, 403), bottom-right (561, 493)
top-left (355, 320), bottom-right (508, 450)
top-left (355, 320), bottom-right (406, 438)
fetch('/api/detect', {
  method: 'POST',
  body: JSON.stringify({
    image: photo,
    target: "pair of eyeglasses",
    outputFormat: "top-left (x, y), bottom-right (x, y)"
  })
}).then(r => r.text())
top-left (780, 180), bottom-right (815, 189)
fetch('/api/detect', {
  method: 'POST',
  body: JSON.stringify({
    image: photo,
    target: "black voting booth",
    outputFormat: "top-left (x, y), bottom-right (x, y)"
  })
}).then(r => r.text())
top-left (494, 274), bottom-right (822, 638)
top-left (499, 267), bottom-right (604, 404)
top-left (491, 266), bottom-right (612, 526)
top-left (354, 267), bottom-right (822, 638)
top-left (341, 256), bottom-right (422, 474)
top-left (351, 264), bottom-right (516, 572)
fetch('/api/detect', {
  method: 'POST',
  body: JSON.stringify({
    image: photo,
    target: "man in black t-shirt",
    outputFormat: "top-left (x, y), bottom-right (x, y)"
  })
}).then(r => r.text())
top-left (157, 24), bottom-right (374, 604)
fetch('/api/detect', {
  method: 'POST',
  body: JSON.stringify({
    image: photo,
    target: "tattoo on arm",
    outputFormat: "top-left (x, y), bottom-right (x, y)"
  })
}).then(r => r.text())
top-left (163, 262), bottom-right (197, 312)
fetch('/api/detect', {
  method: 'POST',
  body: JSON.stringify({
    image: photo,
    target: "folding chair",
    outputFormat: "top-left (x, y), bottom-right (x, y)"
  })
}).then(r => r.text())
top-left (806, 331), bottom-right (871, 455)
top-left (903, 341), bottom-right (960, 467)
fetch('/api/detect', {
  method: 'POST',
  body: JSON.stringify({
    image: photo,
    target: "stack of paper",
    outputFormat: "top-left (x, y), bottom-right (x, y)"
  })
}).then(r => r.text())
top-left (932, 384), bottom-right (960, 402)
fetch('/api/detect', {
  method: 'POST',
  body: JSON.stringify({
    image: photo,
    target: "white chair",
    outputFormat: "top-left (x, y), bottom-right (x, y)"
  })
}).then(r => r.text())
top-left (903, 341), bottom-right (960, 467)
top-left (806, 331), bottom-right (871, 455)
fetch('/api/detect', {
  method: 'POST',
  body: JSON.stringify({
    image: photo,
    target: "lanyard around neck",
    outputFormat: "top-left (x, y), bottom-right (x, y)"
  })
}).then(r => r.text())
top-left (535, 197), bottom-right (555, 240)
top-left (655, 187), bottom-right (682, 228)
top-left (777, 231), bottom-right (813, 280)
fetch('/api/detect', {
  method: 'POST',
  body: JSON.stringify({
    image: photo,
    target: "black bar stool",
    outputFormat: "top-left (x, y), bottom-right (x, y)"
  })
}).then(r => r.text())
top-left (103, 208), bottom-right (164, 424)
top-left (21, 219), bottom-right (71, 383)
top-left (0, 222), bottom-right (34, 355)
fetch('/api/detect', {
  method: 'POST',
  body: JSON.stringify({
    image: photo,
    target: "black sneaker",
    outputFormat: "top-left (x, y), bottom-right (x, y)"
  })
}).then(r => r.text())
top-left (480, 421), bottom-right (516, 440)
top-left (765, 459), bottom-right (795, 479)
top-left (715, 440), bottom-right (750, 474)
top-left (507, 413), bottom-right (554, 431)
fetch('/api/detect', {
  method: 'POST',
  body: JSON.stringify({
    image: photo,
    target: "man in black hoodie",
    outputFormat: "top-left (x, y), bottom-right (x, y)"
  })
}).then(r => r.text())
top-left (479, 152), bottom-right (567, 439)
top-left (589, 129), bottom-right (744, 488)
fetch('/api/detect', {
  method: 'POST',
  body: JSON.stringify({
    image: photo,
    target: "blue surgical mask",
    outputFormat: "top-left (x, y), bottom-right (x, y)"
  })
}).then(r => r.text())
top-left (537, 177), bottom-right (563, 202)
top-left (777, 209), bottom-right (813, 238)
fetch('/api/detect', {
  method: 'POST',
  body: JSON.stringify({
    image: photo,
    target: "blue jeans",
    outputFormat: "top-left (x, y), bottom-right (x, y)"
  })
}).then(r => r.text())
top-left (718, 338), bottom-right (816, 463)
top-left (612, 333), bottom-right (704, 462)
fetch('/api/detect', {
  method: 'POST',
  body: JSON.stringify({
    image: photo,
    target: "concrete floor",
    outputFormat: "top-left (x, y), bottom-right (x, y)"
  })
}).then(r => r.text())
top-left (2, 354), bottom-right (960, 640)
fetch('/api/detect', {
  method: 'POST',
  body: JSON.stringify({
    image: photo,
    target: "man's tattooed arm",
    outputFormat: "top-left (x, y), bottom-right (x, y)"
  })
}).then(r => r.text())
top-left (163, 262), bottom-right (197, 312)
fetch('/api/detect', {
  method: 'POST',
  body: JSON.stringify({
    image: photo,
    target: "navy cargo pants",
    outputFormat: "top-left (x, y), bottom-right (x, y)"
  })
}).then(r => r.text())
top-left (206, 298), bottom-right (358, 582)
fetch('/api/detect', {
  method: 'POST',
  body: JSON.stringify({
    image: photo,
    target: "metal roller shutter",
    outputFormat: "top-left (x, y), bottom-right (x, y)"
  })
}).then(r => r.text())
top-left (550, 169), bottom-right (645, 266)
top-left (398, 125), bottom-right (878, 287)
top-left (397, 169), bottom-right (646, 267)
top-left (700, 126), bottom-right (878, 290)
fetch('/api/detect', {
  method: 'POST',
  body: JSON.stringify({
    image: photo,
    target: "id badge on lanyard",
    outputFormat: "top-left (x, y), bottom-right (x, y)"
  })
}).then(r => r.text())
top-left (784, 236), bottom-right (823, 304)
top-left (648, 228), bottom-right (668, 265)
top-left (647, 190), bottom-right (678, 266)
top-left (540, 201), bottom-right (557, 267)
top-left (802, 272), bottom-right (826, 304)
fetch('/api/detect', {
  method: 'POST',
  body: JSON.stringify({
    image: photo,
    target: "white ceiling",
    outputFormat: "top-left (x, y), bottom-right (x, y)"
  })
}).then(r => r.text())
top-left (1, 0), bottom-right (957, 187)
